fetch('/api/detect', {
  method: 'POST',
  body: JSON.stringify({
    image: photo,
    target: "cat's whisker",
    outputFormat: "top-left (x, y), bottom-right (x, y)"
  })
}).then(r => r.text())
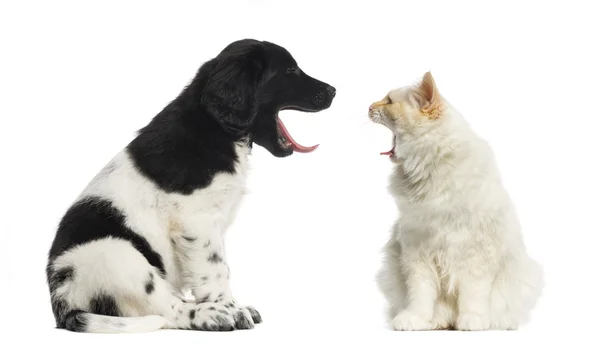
top-left (359, 118), bottom-right (375, 127)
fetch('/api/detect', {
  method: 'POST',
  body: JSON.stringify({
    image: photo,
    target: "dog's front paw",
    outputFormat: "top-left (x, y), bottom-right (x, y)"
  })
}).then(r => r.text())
top-left (245, 306), bottom-right (262, 324)
top-left (392, 311), bottom-right (432, 331)
top-left (190, 303), bottom-right (235, 331)
top-left (456, 313), bottom-right (490, 331)
top-left (222, 302), bottom-right (261, 329)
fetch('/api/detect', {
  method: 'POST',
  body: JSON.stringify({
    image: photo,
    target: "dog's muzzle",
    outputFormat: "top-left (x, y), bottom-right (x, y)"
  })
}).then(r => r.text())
top-left (313, 86), bottom-right (336, 107)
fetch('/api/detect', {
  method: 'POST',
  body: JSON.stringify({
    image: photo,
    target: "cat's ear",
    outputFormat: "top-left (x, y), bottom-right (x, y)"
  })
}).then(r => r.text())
top-left (414, 71), bottom-right (443, 118)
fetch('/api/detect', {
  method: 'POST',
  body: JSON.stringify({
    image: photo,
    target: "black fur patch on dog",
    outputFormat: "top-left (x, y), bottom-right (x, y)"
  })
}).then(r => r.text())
top-left (48, 266), bottom-right (74, 292)
top-left (46, 265), bottom-right (77, 329)
top-left (64, 310), bottom-right (88, 332)
top-left (126, 39), bottom-right (336, 195)
top-left (207, 252), bottom-right (222, 263)
top-left (47, 197), bottom-right (167, 277)
top-left (145, 272), bottom-right (155, 294)
top-left (89, 294), bottom-right (121, 317)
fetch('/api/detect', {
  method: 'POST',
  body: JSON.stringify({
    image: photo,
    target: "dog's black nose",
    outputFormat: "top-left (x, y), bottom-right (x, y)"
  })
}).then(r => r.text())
top-left (327, 86), bottom-right (336, 97)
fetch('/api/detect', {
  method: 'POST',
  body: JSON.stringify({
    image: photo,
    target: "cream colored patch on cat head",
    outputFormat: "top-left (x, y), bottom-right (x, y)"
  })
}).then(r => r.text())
top-left (368, 72), bottom-right (444, 135)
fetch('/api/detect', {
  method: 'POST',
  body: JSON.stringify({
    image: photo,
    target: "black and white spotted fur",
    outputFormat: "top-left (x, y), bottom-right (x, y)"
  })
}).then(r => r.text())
top-left (46, 39), bottom-right (336, 333)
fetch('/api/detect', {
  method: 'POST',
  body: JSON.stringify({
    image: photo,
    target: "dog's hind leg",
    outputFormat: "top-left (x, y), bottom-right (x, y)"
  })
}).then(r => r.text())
top-left (47, 239), bottom-right (172, 333)
top-left (48, 238), bottom-right (239, 333)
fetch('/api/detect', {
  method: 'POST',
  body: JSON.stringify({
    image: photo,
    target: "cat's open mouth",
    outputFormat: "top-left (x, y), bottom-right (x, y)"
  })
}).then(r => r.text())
top-left (380, 135), bottom-right (396, 157)
top-left (276, 107), bottom-right (319, 153)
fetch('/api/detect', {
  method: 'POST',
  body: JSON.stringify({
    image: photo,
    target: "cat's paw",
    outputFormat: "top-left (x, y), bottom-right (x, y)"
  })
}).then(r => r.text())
top-left (430, 315), bottom-right (452, 330)
top-left (430, 300), bottom-right (453, 330)
top-left (456, 313), bottom-right (490, 331)
top-left (392, 311), bottom-right (432, 331)
top-left (491, 320), bottom-right (519, 330)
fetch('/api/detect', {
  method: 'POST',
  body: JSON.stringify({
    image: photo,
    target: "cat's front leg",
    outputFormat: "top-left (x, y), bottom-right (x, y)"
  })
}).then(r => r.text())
top-left (172, 218), bottom-right (261, 330)
top-left (455, 270), bottom-right (493, 331)
top-left (392, 256), bottom-right (438, 331)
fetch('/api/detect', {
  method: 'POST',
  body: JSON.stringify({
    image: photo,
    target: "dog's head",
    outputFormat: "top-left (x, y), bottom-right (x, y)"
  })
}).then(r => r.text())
top-left (200, 39), bottom-right (336, 157)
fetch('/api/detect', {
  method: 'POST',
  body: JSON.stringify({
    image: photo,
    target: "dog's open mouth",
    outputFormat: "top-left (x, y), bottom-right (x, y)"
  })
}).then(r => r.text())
top-left (380, 135), bottom-right (396, 157)
top-left (276, 107), bottom-right (320, 153)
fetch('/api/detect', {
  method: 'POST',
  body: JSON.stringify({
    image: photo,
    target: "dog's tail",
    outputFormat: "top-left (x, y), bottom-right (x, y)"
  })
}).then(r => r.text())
top-left (62, 310), bottom-right (169, 333)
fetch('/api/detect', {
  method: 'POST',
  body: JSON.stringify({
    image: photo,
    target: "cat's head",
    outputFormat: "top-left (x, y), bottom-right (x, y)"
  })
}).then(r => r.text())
top-left (368, 72), bottom-right (446, 157)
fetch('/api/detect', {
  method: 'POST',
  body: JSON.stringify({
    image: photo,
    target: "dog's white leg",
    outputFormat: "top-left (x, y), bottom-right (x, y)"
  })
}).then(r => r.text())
top-left (171, 218), bottom-right (260, 329)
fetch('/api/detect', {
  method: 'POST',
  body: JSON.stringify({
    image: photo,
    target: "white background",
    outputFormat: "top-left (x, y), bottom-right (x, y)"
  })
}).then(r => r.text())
top-left (1, 0), bottom-right (599, 345)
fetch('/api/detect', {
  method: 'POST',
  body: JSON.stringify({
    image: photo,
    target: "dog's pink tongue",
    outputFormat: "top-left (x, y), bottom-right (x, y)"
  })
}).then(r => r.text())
top-left (277, 118), bottom-right (319, 153)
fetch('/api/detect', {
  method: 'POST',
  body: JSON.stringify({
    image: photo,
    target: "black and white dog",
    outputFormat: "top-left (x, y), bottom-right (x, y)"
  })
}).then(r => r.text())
top-left (46, 39), bottom-right (336, 333)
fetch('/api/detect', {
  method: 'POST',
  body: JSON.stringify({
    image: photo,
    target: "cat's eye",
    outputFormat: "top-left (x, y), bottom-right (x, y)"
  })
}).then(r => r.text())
top-left (286, 67), bottom-right (298, 74)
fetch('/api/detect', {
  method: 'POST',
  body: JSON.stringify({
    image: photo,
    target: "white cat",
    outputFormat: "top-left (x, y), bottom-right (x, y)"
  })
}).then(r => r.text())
top-left (369, 72), bottom-right (543, 331)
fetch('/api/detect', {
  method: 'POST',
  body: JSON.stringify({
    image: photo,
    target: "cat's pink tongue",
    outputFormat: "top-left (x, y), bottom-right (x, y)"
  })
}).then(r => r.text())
top-left (381, 136), bottom-right (396, 156)
top-left (277, 118), bottom-right (319, 153)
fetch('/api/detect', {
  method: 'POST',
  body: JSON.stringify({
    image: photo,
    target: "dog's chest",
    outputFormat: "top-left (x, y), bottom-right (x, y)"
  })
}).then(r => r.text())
top-left (167, 144), bottom-right (250, 233)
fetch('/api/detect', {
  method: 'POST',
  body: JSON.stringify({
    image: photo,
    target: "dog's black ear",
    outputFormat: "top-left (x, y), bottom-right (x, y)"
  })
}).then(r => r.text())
top-left (202, 47), bottom-right (264, 137)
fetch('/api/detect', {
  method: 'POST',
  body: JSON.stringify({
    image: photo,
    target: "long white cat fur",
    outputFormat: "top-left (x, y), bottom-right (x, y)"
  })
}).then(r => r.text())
top-left (369, 72), bottom-right (543, 331)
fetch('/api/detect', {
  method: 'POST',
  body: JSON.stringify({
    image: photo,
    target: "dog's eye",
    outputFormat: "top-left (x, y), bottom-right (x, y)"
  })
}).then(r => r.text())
top-left (286, 67), bottom-right (298, 74)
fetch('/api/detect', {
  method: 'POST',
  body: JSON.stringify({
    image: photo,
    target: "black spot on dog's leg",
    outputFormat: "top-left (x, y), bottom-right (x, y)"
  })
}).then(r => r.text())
top-left (199, 294), bottom-right (211, 303)
top-left (189, 309), bottom-right (196, 320)
top-left (145, 272), bottom-right (155, 294)
top-left (145, 281), bottom-right (155, 294)
top-left (207, 252), bottom-right (222, 263)
top-left (208, 306), bottom-right (216, 311)
top-left (89, 295), bottom-right (121, 317)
